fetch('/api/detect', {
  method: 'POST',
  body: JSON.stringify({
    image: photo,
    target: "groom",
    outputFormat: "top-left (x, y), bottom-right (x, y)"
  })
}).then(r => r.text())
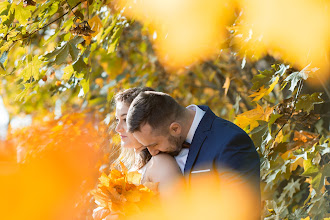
top-left (126, 91), bottom-right (260, 192)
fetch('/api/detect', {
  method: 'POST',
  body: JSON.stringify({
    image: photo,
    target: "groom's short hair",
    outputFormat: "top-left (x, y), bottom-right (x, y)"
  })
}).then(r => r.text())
top-left (127, 91), bottom-right (185, 133)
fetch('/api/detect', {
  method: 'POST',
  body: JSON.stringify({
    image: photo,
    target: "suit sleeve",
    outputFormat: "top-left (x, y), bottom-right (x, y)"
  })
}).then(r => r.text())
top-left (215, 132), bottom-right (260, 189)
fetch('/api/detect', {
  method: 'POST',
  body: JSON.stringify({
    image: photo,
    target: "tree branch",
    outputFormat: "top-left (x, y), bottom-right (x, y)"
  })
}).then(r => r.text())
top-left (274, 79), bottom-right (304, 139)
top-left (15, 1), bottom-right (85, 43)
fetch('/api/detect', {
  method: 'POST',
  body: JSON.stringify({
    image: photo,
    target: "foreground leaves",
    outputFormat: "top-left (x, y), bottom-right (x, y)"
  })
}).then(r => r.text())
top-left (92, 163), bottom-right (159, 219)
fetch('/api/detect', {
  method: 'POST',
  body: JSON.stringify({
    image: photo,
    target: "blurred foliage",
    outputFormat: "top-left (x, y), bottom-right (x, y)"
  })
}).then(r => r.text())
top-left (0, 0), bottom-right (329, 219)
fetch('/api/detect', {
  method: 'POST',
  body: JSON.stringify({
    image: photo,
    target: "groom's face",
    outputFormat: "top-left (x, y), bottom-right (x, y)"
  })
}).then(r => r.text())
top-left (132, 123), bottom-right (182, 156)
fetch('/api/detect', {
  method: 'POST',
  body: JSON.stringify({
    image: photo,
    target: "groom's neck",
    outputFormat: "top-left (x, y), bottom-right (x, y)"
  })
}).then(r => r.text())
top-left (181, 108), bottom-right (196, 141)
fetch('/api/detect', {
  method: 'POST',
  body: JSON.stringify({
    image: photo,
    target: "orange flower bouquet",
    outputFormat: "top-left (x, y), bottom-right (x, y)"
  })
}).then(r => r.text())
top-left (92, 162), bottom-right (159, 220)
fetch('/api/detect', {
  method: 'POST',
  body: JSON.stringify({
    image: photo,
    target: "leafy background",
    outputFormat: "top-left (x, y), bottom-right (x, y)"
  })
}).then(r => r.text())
top-left (0, 0), bottom-right (329, 219)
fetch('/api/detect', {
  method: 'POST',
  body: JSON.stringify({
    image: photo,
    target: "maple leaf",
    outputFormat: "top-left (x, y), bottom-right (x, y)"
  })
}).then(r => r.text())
top-left (295, 93), bottom-right (324, 114)
top-left (92, 163), bottom-right (159, 219)
top-left (83, 15), bottom-right (103, 45)
top-left (99, 173), bottom-right (111, 188)
top-left (280, 178), bottom-right (300, 199)
top-left (249, 76), bottom-right (279, 101)
top-left (127, 171), bottom-right (142, 185)
top-left (235, 104), bottom-right (274, 130)
top-left (285, 64), bottom-right (310, 91)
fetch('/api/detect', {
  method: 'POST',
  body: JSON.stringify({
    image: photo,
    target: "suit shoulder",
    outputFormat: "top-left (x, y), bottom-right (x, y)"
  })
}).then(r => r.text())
top-left (212, 116), bottom-right (248, 136)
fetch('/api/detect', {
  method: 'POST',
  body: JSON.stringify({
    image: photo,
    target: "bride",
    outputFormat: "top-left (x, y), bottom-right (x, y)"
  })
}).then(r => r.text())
top-left (113, 87), bottom-right (182, 193)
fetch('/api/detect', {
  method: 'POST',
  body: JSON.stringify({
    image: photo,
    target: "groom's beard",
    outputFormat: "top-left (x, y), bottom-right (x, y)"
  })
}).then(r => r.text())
top-left (167, 135), bottom-right (182, 156)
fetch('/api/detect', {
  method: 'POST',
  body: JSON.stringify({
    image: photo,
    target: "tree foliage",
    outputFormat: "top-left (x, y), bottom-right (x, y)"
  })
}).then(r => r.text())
top-left (0, 0), bottom-right (329, 219)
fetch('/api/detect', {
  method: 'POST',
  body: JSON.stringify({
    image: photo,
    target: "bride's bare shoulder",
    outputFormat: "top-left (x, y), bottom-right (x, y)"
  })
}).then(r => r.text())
top-left (152, 153), bottom-right (176, 161)
top-left (147, 153), bottom-right (179, 172)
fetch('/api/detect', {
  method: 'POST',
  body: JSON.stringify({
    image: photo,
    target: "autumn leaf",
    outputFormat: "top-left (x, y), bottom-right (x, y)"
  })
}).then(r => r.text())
top-left (285, 64), bottom-right (310, 91)
top-left (222, 76), bottom-right (230, 96)
top-left (296, 93), bottom-right (324, 114)
top-left (249, 76), bottom-right (279, 101)
top-left (99, 173), bottom-right (111, 188)
top-left (290, 158), bottom-right (304, 172)
top-left (235, 104), bottom-right (274, 130)
top-left (83, 15), bottom-right (103, 45)
top-left (20, 55), bottom-right (43, 82)
top-left (92, 163), bottom-right (159, 219)
top-left (14, 4), bottom-right (32, 25)
top-left (127, 171), bottom-right (142, 185)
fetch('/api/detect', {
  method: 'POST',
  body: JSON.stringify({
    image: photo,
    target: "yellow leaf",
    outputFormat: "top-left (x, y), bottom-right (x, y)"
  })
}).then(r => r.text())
top-left (120, 161), bottom-right (128, 174)
top-left (301, 217), bottom-right (310, 220)
top-left (235, 104), bottom-right (273, 130)
top-left (222, 76), bottom-right (230, 96)
top-left (235, 115), bottom-right (259, 130)
top-left (125, 190), bottom-right (142, 202)
top-left (127, 171), bottom-right (142, 185)
top-left (249, 77), bottom-right (279, 101)
top-left (110, 169), bottom-right (124, 180)
top-left (99, 173), bottom-right (111, 187)
top-left (89, 15), bottom-right (103, 38)
top-left (290, 158), bottom-right (304, 172)
top-left (281, 150), bottom-right (295, 160)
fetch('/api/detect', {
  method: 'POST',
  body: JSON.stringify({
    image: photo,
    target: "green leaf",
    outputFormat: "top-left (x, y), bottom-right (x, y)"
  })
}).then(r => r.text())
top-left (14, 4), bottom-right (31, 25)
top-left (55, 45), bottom-right (69, 65)
top-left (323, 163), bottom-right (330, 177)
top-left (68, 37), bottom-right (83, 62)
top-left (46, 2), bottom-right (59, 17)
top-left (250, 121), bottom-right (269, 154)
top-left (2, 10), bottom-right (14, 27)
top-left (73, 57), bottom-right (88, 73)
top-left (302, 158), bottom-right (319, 176)
top-left (296, 93), bottom-right (324, 113)
top-left (45, 37), bottom-right (83, 63)
top-left (108, 26), bottom-right (123, 54)
top-left (251, 69), bottom-right (274, 90)
top-left (0, 51), bottom-right (8, 70)
top-left (281, 178), bottom-right (300, 198)
top-left (311, 172), bottom-right (324, 190)
top-left (268, 113), bottom-right (282, 126)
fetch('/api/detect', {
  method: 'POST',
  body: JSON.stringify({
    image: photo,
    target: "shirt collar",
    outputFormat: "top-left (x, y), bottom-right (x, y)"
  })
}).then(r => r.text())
top-left (185, 104), bottom-right (206, 144)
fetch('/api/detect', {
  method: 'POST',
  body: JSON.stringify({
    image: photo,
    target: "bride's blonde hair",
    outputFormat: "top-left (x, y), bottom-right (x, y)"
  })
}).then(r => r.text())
top-left (113, 87), bottom-right (154, 170)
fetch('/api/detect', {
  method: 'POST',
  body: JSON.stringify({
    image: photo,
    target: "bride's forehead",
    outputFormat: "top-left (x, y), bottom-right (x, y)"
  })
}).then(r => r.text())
top-left (116, 102), bottom-right (129, 115)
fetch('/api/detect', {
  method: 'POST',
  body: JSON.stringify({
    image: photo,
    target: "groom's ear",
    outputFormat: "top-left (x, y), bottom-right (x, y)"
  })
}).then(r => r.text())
top-left (169, 122), bottom-right (182, 136)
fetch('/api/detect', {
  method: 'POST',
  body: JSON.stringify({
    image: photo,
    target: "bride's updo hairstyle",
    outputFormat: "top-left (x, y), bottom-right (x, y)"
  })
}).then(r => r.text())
top-left (114, 87), bottom-right (154, 170)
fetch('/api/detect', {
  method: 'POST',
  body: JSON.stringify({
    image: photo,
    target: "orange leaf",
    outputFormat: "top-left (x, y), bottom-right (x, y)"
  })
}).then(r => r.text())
top-left (83, 15), bottom-right (103, 45)
top-left (99, 173), bottom-right (111, 187)
top-left (126, 171), bottom-right (142, 185)
top-left (222, 76), bottom-right (230, 96)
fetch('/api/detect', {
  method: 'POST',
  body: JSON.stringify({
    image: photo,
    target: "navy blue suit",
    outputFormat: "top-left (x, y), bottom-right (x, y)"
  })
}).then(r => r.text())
top-left (184, 105), bottom-right (260, 193)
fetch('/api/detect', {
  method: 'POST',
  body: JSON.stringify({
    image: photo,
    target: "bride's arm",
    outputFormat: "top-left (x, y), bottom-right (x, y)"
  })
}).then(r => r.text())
top-left (143, 153), bottom-right (182, 194)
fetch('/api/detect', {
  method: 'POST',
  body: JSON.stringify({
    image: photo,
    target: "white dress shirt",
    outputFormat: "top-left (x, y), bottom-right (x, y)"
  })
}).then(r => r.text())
top-left (175, 104), bottom-right (206, 173)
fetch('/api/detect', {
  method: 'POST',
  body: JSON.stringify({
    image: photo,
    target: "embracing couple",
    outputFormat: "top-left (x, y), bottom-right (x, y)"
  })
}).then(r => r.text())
top-left (114, 87), bottom-right (260, 197)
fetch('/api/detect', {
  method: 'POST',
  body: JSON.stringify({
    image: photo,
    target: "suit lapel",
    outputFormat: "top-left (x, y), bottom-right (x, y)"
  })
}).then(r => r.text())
top-left (184, 106), bottom-right (215, 176)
